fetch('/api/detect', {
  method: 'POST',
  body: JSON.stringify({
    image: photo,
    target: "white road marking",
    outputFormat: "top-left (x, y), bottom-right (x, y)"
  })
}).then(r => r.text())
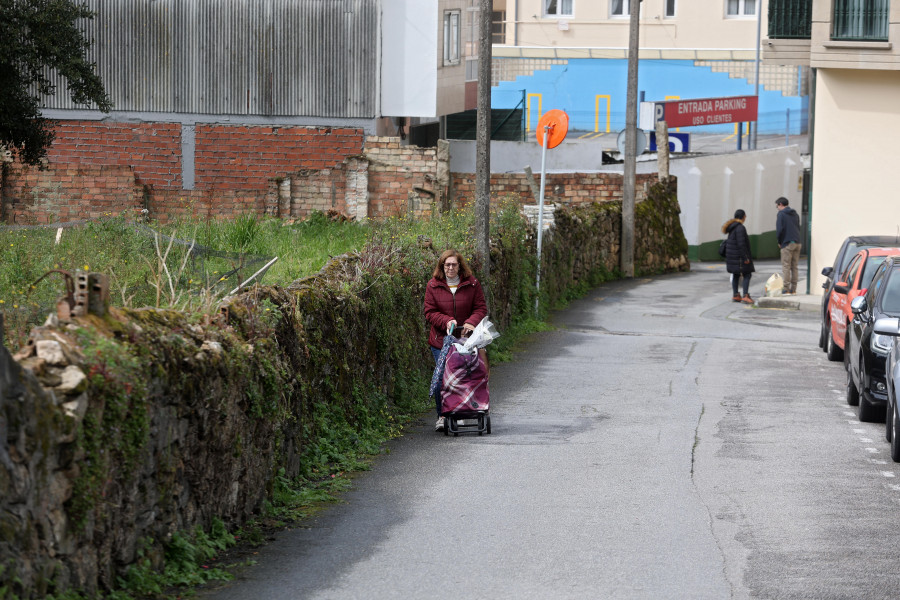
top-left (867, 448), bottom-right (880, 453)
top-left (854, 428), bottom-right (866, 433)
top-left (889, 484), bottom-right (900, 492)
top-left (861, 437), bottom-right (874, 443)
top-left (883, 472), bottom-right (896, 478)
top-left (872, 459), bottom-right (888, 465)
top-left (848, 420), bottom-right (861, 425)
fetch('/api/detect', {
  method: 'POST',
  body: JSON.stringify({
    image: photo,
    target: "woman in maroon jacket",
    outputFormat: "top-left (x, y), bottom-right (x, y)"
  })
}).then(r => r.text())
top-left (423, 249), bottom-right (488, 430)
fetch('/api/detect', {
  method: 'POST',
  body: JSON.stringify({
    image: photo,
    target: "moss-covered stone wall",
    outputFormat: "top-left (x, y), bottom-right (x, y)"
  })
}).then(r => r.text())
top-left (0, 180), bottom-right (688, 598)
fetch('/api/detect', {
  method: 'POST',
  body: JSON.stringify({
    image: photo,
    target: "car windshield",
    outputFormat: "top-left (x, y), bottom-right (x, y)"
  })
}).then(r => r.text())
top-left (881, 269), bottom-right (900, 315)
top-left (861, 256), bottom-right (888, 289)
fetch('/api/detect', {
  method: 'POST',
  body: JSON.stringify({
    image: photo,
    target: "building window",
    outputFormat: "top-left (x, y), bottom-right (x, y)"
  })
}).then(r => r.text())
top-left (545, 0), bottom-right (573, 17)
top-left (492, 10), bottom-right (507, 43)
top-left (665, 0), bottom-right (676, 17)
top-left (611, 0), bottom-right (631, 17)
top-left (444, 10), bottom-right (460, 66)
top-left (833, 0), bottom-right (889, 41)
top-left (726, 0), bottom-right (757, 17)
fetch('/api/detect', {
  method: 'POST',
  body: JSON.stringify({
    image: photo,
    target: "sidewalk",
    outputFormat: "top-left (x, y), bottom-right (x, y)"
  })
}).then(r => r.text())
top-left (751, 258), bottom-right (819, 313)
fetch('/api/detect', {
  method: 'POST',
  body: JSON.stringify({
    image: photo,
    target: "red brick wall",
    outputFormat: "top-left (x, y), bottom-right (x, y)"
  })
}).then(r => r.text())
top-left (451, 172), bottom-right (660, 207)
top-left (46, 121), bottom-right (182, 189)
top-left (2, 163), bottom-right (142, 225)
top-left (194, 126), bottom-right (363, 191)
top-left (1, 121), bottom-right (366, 224)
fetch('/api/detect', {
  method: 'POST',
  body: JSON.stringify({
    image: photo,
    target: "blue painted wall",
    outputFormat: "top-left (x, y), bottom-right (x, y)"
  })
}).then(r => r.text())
top-left (492, 59), bottom-right (808, 135)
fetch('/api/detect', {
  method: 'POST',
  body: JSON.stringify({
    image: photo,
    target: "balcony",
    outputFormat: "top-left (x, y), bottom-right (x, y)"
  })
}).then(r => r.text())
top-left (831, 0), bottom-right (889, 41)
top-left (768, 0), bottom-right (812, 39)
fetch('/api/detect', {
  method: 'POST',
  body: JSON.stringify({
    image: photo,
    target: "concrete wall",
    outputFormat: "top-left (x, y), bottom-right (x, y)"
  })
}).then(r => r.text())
top-left (670, 145), bottom-right (804, 261)
top-left (809, 69), bottom-right (900, 296)
top-left (449, 138), bottom-right (804, 261)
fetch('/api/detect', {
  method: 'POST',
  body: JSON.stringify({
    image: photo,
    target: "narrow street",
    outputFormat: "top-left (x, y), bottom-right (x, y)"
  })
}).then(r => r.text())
top-left (203, 261), bottom-right (900, 599)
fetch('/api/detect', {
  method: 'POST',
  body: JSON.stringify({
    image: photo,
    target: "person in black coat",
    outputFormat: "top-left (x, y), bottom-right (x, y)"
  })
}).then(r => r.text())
top-left (722, 209), bottom-right (755, 304)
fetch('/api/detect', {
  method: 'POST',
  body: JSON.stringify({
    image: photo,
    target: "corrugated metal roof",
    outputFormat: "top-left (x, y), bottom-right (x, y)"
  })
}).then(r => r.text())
top-left (41, 0), bottom-right (379, 118)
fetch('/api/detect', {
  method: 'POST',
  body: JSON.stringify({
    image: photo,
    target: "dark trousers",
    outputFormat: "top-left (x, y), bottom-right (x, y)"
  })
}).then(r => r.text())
top-left (731, 273), bottom-right (751, 296)
top-left (431, 346), bottom-right (442, 415)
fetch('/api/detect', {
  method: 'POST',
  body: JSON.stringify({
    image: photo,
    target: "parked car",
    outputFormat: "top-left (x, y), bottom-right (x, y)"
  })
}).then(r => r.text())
top-left (820, 236), bottom-right (900, 352)
top-left (846, 256), bottom-right (900, 421)
top-left (825, 247), bottom-right (900, 361)
top-left (874, 316), bottom-right (900, 461)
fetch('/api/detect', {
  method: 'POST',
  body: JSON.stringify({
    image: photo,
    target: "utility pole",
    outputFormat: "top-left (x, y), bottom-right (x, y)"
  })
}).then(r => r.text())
top-left (474, 0), bottom-right (492, 280)
top-left (750, 0), bottom-right (762, 150)
top-left (621, 0), bottom-right (640, 278)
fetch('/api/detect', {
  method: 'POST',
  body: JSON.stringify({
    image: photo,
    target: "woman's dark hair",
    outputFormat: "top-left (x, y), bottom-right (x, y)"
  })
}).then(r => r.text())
top-left (734, 209), bottom-right (746, 220)
top-left (433, 249), bottom-right (473, 280)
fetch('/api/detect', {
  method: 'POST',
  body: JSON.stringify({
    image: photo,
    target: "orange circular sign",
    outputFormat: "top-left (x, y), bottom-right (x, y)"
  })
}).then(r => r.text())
top-left (536, 109), bottom-right (569, 149)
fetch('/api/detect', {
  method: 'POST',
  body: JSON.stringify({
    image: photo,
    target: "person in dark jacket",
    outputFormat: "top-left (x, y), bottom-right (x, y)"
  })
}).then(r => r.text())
top-left (423, 249), bottom-right (488, 431)
top-left (722, 209), bottom-right (755, 304)
top-left (775, 196), bottom-right (802, 295)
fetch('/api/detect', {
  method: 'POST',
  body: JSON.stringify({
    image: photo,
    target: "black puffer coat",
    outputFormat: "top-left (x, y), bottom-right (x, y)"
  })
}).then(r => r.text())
top-left (722, 218), bottom-right (755, 275)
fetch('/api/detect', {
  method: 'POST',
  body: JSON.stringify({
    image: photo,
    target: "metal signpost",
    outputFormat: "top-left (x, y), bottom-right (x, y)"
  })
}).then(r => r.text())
top-left (534, 109), bottom-right (569, 316)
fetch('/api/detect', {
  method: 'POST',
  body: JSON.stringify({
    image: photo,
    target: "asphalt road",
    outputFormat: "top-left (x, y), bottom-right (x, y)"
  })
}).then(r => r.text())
top-left (203, 261), bottom-right (900, 599)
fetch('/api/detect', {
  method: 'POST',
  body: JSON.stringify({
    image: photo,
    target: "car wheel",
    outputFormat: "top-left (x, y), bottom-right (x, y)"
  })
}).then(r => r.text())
top-left (826, 330), bottom-right (844, 362)
top-left (892, 403), bottom-right (900, 463)
top-left (820, 316), bottom-right (830, 351)
top-left (847, 368), bottom-right (860, 407)
top-left (844, 331), bottom-right (851, 372)
top-left (858, 375), bottom-right (881, 423)
top-left (819, 318), bottom-right (827, 349)
top-left (887, 394), bottom-right (894, 443)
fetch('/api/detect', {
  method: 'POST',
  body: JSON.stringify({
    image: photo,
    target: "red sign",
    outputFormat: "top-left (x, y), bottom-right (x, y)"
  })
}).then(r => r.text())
top-left (655, 95), bottom-right (758, 128)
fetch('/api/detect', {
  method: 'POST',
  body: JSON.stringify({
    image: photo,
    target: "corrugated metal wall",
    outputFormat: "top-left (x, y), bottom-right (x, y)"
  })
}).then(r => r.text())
top-left (42, 0), bottom-right (379, 118)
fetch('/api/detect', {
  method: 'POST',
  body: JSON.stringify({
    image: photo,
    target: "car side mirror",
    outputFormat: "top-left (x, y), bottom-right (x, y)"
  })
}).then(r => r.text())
top-left (822, 266), bottom-right (834, 278)
top-left (874, 317), bottom-right (900, 337)
top-left (851, 296), bottom-right (868, 315)
top-left (833, 282), bottom-right (849, 295)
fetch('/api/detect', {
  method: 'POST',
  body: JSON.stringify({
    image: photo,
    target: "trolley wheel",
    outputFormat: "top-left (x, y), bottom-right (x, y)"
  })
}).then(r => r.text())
top-left (443, 418), bottom-right (449, 436)
top-left (486, 414), bottom-right (491, 434)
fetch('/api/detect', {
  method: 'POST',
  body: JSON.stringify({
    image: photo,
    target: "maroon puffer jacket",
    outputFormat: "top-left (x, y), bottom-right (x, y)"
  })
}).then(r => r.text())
top-left (423, 275), bottom-right (488, 349)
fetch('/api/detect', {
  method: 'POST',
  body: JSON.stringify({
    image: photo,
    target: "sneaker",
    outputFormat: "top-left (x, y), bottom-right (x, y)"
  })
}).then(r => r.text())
top-left (732, 295), bottom-right (742, 303)
top-left (741, 294), bottom-right (754, 304)
top-left (434, 417), bottom-right (445, 432)
top-left (782, 288), bottom-right (795, 296)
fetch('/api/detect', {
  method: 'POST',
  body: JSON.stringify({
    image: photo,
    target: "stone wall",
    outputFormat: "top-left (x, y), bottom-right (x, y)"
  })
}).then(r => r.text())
top-left (0, 181), bottom-right (689, 597)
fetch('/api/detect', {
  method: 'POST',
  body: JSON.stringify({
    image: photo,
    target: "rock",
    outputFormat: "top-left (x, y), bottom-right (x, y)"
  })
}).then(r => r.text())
top-left (35, 341), bottom-right (66, 366)
top-left (43, 313), bottom-right (59, 328)
top-left (56, 366), bottom-right (87, 395)
top-left (200, 341), bottom-right (223, 355)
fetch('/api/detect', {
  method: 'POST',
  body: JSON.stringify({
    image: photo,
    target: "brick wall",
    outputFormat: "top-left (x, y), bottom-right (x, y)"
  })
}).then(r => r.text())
top-left (1, 122), bottom-right (366, 225)
top-left (364, 137), bottom-right (439, 218)
top-left (194, 126), bottom-right (363, 191)
top-left (46, 121), bottom-right (182, 189)
top-left (450, 172), bottom-right (660, 207)
top-left (1, 163), bottom-right (143, 225)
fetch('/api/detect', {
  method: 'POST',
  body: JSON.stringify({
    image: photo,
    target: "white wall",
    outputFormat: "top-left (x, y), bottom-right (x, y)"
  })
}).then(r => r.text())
top-left (670, 146), bottom-right (803, 247)
top-left (809, 69), bottom-right (900, 295)
top-left (381, 0), bottom-right (438, 117)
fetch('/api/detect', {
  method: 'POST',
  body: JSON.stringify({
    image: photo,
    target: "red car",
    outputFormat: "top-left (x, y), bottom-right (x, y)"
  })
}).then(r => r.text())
top-left (827, 247), bottom-right (900, 361)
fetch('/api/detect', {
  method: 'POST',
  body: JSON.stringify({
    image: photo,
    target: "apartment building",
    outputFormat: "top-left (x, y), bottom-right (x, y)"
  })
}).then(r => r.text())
top-left (765, 0), bottom-right (899, 293)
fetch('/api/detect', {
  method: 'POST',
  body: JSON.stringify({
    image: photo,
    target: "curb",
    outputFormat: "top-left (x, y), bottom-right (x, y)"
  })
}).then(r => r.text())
top-left (756, 296), bottom-right (818, 312)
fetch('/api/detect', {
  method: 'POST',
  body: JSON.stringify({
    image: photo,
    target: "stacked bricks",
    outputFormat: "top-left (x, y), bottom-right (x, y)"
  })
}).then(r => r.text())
top-left (450, 172), bottom-right (660, 207)
top-left (2, 163), bottom-right (142, 225)
top-left (194, 125), bottom-right (363, 191)
top-left (364, 136), bottom-right (438, 219)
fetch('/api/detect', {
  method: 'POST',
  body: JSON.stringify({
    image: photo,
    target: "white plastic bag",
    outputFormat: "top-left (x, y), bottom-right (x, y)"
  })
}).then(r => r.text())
top-left (453, 317), bottom-right (501, 355)
top-left (765, 273), bottom-right (784, 297)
